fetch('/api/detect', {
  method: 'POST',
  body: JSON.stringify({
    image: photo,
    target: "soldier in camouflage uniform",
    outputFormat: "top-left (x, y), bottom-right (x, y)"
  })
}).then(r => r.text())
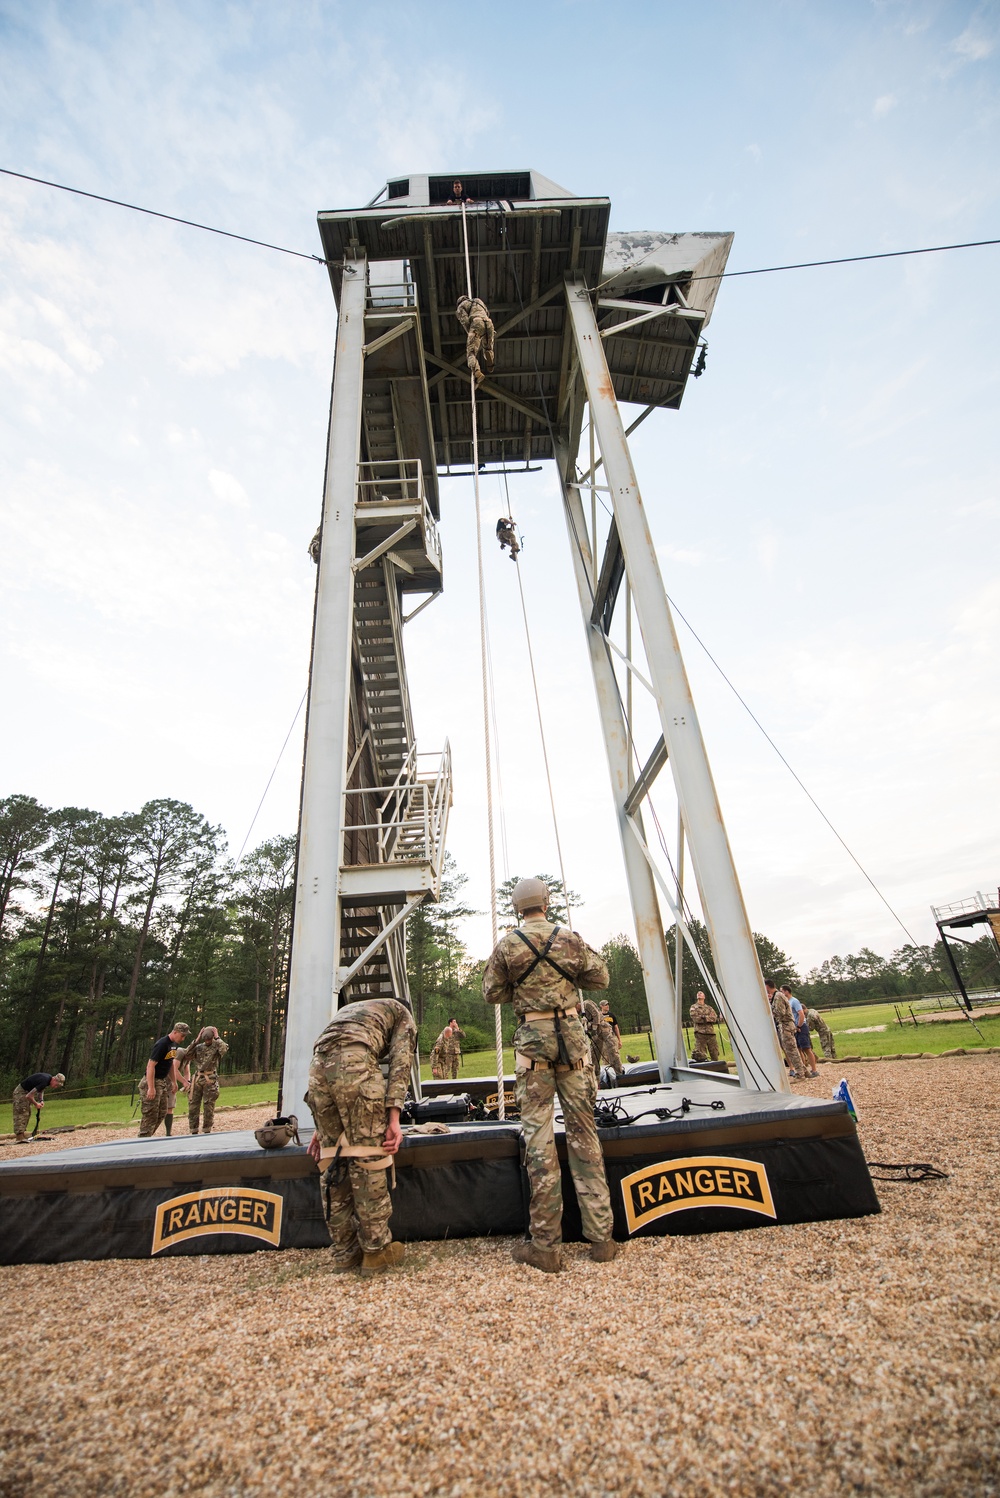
top-left (689, 990), bottom-right (722, 1063)
top-left (176, 1026), bottom-right (229, 1134)
top-left (484, 877), bottom-right (618, 1273)
top-left (582, 1000), bottom-right (623, 1085)
top-left (305, 996), bottom-right (416, 1275)
top-left (806, 1006), bottom-right (836, 1060)
top-left (430, 1024), bottom-right (451, 1080)
top-left (442, 1018), bottom-right (466, 1080)
top-left (456, 296), bottom-right (495, 387)
top-left (764, 980), bottom-right (803, 1080)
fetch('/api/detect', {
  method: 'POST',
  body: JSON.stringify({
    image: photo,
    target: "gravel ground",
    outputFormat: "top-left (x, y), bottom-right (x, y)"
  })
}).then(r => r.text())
top-left (0, 1058), bottom-right (997, 1498)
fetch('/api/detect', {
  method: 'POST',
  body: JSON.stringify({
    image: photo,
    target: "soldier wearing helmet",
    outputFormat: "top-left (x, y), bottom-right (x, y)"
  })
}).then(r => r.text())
top-left (483, 876), bottom-right (618, 1273)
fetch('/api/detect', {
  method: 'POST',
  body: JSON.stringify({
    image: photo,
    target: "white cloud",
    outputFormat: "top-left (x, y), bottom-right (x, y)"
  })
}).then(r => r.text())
top-left (951, 24), bottom-right (995, 62)
top-left (209, 468), bottom-right (250, 508)
top-left (872, 93), bottom-right (898, 118)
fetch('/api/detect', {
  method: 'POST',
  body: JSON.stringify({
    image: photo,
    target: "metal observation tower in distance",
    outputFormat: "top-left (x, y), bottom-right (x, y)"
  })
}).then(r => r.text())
top-left (282, 168), bottom-right (789, 1118)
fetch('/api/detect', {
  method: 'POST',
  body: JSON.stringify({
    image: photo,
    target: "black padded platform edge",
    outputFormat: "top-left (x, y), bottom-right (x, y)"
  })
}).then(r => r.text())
top-left (0, 1085), bottom-right (879, 1264)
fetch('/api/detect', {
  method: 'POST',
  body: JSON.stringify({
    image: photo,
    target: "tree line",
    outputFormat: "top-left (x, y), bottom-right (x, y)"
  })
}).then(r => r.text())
top-left (3, 790), bottom-right (995, 1090)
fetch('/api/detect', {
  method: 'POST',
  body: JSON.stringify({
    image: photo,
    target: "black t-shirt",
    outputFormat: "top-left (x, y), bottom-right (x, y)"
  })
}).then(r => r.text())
top-left (602, 1010), bottom-right (618, 1033)
top-left (19, 1073), bottom-right (53, 1094)
top-left (149, 1036), bottom-right (179, 1080)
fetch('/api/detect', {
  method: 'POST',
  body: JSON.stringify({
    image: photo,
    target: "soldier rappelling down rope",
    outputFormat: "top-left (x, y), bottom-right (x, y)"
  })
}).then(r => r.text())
top-left (456, 295), bottom-right (495, 387)
top-left (496, 516), bottom-right (520, 560)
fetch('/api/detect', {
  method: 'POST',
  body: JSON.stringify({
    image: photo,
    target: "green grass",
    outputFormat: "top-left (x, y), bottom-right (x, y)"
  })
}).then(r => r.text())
top-left (820, 1000), bottom-right (1000, 1058)
top-left (3, 1082), bottom-right (278, 1136)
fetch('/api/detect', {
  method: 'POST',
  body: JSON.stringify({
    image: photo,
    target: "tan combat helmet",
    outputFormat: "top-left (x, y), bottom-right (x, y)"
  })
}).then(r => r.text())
top-left (511, 877), bottom-right (549, 914)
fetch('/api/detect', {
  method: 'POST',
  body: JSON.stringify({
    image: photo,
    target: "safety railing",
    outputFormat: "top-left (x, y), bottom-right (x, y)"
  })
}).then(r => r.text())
top-left (932, 891), bottom-right (998, 922)
top-left (355, 459), bottom-right (441, 571)
top-left (367, 278), bottom-right (417, 309)
top-left (342, 741), bottom-right (452, 895)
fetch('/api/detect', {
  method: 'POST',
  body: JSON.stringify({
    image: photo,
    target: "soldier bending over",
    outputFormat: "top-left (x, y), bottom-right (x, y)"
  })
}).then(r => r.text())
top-left (11, 1071), bottom-right (65, 1142)
top-left (484, 877), bottom-right (618, 1272)
top-left (306, 995), bottom-right (416, 1275)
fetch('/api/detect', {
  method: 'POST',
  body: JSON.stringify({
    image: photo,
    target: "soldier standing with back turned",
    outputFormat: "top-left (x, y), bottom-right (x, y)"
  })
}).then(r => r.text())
top-left (483, 877), bottom-right (618, 1272)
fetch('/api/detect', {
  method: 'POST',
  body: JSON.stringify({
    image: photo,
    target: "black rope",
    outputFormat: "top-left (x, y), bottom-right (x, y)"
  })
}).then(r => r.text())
top-left (0, 166), bottom-right (328, 264)
top-left (866, 1160), bottom-right (949, 1182)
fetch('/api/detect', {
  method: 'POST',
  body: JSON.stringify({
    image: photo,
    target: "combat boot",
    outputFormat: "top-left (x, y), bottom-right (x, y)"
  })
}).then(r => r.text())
top-left (360, 1241), bottom-right (406, 1276)
top-left (330, 1248), bottom-right (363, 1274)
top-left (589, 1240), bottom-right (619, 1263)
top-left (511, 1241), bottom-right (562, 1273)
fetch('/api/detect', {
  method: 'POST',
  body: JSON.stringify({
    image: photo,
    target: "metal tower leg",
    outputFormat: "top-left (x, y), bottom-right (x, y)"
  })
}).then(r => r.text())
top-left (563, 277), bottom-right (787, 1093)
top-left (284, 253), bottom-right (368, 1120)
top-left (557, 446), bottom-right (679, 1078)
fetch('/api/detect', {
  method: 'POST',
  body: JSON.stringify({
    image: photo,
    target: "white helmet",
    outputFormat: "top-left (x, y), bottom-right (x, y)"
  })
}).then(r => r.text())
top-left (511, 877), bottom-right (549, 914)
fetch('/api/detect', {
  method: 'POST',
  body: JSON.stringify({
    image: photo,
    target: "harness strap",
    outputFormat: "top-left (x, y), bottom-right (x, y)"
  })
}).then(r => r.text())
top-left (515, 1052), bottom-right (585, 1074)
top-left (512, 927), bottom-right (580, 988)
top-left (521, 1006), bottom-right (581, 1021)
top-left (320, 1134), bottom-right (396, 1189)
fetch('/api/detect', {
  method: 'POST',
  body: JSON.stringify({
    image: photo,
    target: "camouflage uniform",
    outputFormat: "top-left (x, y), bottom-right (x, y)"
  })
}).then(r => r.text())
top-left (138, 1075), bottom-right (176, 1136)
top-left (442, 1025), bottom-right (465, 1080)
top-left (177, 1036), bottom-right (229, 1134)
top-left (806, 1007), bottom-right (836, 1060)
top-left (582, 1000), bottom-right (623, 1083)
top-left (769, 989), bottom-right (802, 1079)
top-left (484, 917), bottom-right (614, 1250)
top-left (429, 1035), bottom-right (447, 1080)
top-left (689, 996), bottom-right (721, 1062)
top-left (306, 997), bottom-right (417, 1265)
top-left (456, 296), bottom-right (495, 386)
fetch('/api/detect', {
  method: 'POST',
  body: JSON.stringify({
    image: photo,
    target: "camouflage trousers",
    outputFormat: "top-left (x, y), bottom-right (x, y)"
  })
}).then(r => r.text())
top-left (443, 1052), bottom-right (460, 1080)
top-left (816, 1028), bottom-right (836, 1060)
top-left (307, 1048), bottom-right (393, 1261)
top-left (516, 1046), bottom-right (613, 1249)
top-left (138, 1076), bottom-right (173, 1136)
top-left (11, 1085), bottom-right (33, 1138)
top-left (777, 1023), bottom-right (802, 1077)
top-left (594, 1039), bottom-right (623, 1083)
top-left (466, 316), bottom-right (495, 385)
top-left (430, 1060), bottom-right (446, 1080)
top-left (188, 1073), bottom-right (220, 1134)
top-left (692, 1028), bottom-right (720, 1062)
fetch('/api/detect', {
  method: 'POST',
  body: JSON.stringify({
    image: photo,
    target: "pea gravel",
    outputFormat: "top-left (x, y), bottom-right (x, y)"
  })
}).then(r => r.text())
top-left (0, 1057), bottom-right (997, 1498)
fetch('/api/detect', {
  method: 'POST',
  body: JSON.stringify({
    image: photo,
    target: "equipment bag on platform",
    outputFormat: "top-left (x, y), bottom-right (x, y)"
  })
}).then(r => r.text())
top-left (254, 1114), bottom-right (301, 1150)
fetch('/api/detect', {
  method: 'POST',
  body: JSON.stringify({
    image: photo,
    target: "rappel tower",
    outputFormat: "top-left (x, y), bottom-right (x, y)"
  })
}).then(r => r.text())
top-left (283, 169), bottom-right (788, 1117)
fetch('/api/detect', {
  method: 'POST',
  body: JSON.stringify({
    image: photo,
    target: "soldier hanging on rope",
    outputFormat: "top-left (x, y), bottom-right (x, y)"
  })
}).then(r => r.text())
top-left (456, 295), bottom-right (495, 387)
top-left (496, 516), bottom-right (520, 560)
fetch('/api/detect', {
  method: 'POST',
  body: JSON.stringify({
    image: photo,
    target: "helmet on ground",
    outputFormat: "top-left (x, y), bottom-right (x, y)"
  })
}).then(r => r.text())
top-left (254, 1115), bottom-right (300, 1150)
top-left (511, 877), bottom-right (549, 914)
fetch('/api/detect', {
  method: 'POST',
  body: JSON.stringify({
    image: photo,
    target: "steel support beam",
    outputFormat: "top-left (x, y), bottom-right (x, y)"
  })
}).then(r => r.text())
top-left (284, 253), bottom-right (368, 1122)
top-left (564, 276), bottom-right (787, 1093)
top-left (557, 445), bottom-right (678, 1079)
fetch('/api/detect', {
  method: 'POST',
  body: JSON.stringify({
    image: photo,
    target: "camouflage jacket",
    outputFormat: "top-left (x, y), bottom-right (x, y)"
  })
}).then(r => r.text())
top-left (313, 998), bottom-right (416, 1111)
top-left (689, 998), bottom-right (719, 1031)
top-left (582, 999), bottom-right (617, 1063)
top-left (176, 1037), bottom-right (229, 1077)
top-left (770, 990), bottom-right (794, 1029)
top-left (483, 916), bottom-right (609, 1017)
top-left (806, 1007), bottom-right (832, 1039)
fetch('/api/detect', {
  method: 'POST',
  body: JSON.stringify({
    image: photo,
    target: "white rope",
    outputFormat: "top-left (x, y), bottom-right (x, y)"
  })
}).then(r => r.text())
top-left (462, 202), bottom-right (505, 1119)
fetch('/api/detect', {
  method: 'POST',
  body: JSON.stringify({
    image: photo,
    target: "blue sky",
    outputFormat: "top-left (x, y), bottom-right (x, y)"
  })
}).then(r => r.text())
top-left (0, 0), bottom-right (997, 969)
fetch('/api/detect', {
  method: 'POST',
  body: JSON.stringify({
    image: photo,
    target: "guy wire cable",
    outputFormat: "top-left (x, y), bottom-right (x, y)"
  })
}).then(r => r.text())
top-left (461, 200), bottom-right (505, 1118)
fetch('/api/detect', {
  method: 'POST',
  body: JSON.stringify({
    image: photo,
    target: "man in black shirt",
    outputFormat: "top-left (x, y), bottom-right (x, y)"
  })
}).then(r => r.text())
top-left (12, 1071), bottom-right (65, 1142)
top-left (138, 1022), bottom-right (191, 1138)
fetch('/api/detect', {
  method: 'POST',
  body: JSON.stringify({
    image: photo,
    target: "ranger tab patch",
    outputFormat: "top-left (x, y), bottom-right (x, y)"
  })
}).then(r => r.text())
top-left (621, 1155), bottom-right (776, 1234)
top-left (151, 1187), bottom-right (283, 1254)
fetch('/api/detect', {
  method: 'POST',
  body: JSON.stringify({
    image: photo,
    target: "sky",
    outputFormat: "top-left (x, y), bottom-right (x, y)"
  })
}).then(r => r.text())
top-left (0, 0), bottom-right (997, 973)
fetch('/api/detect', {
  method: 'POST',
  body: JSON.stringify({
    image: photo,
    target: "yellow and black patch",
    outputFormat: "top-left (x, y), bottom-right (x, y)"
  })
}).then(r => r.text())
top-left (620, 1155), bottom-right (776, 1234)
top-left (151, 1187), bottom-right (283, 1254)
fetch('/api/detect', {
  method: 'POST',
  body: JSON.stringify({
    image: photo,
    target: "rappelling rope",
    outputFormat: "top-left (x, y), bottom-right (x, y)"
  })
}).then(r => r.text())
top-left (462, 202), bottom-right (505, 1119)
top-left (501, 480), bottom-right (575, 933)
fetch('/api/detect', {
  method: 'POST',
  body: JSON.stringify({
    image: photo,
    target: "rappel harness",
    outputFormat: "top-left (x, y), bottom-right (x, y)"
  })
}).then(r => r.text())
top-left (512, 927), bottom-right (584, 1071)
